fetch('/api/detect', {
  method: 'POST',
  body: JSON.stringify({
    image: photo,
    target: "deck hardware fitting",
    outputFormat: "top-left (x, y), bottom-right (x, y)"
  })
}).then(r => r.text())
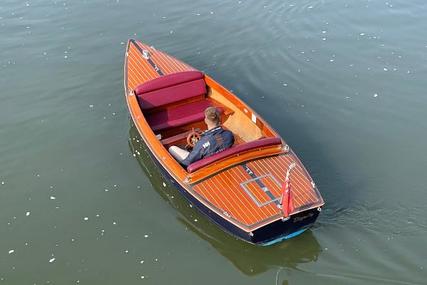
top-left (142, 49), bottom-right (150, 59)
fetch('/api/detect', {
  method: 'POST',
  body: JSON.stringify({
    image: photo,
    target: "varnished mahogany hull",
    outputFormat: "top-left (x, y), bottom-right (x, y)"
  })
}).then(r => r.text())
top-left (124, 39), bottom-right (324, 245)
top-left (142, 138), bottom-right (320, 245)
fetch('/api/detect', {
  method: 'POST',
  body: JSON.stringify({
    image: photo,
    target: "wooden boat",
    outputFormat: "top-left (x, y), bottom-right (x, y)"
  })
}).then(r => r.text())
top-left (129, 126), bottom-right (321, 273)
top-left (124, 39), bottom-right (324, 245)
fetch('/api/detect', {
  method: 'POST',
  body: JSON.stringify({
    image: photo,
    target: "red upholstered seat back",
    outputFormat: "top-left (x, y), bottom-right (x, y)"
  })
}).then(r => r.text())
top-left (187, 137), bottom-right (282, 173)
top-left (134, 71), bottom-right (206, 111)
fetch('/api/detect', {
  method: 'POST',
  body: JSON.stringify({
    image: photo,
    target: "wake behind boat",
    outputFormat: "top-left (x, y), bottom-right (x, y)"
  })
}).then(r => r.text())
top-left (124, 39), bottom-right (324, 245)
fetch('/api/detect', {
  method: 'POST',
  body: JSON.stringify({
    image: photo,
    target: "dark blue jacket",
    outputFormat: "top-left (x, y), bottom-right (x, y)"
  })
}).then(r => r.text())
top-left (182, 126), bottom-right (234, 167)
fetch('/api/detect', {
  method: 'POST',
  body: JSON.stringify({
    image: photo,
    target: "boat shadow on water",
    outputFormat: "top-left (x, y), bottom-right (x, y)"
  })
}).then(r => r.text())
top-left (128, 124), bottom-right (321, 276)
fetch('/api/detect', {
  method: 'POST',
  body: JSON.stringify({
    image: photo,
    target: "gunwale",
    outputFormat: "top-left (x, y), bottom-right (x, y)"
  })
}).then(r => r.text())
top-left (124, 39), bottom-right (324, 233)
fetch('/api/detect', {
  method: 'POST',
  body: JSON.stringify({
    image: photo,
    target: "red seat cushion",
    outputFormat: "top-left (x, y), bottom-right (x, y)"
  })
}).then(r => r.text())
top-left (187, 137), bottom-right (282, 173)
top-left (146, 100), bottom-right (223, 132)
top-left (134, 71), bottom-right (206, 111)
top-left (135, 71), bottom-right (204, 94)
top-left (137, 79), bottom-right (206, 111)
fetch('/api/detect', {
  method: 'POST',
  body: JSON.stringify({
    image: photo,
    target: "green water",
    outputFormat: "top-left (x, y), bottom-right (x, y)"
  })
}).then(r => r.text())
top-left (1, 0), bottom-right (426, 284)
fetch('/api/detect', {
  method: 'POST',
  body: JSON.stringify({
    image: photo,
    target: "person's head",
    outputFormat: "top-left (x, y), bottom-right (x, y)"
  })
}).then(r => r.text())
top-left (204, 107), bottom-right (220, 128)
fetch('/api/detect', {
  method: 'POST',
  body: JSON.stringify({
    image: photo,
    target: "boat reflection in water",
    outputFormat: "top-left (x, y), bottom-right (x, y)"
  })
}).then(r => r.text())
top-left (129, 124), bottom-right (321, 276)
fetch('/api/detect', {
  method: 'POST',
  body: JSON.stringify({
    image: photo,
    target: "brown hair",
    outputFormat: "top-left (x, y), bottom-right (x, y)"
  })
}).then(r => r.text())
top-left (204, 107), bottom-right (220, 125)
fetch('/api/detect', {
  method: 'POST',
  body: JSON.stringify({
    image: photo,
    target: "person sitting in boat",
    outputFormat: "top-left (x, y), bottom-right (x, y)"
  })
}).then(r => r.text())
top-left (169, 107), bottom-right (234, 167)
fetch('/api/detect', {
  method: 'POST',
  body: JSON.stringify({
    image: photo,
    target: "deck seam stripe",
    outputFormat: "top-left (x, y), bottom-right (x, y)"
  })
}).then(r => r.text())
top-left (210, 173), bottom-right (252, 224)
top-left (131, 46), bottom-right (158, 80)
top-left (129, 44), bottom-right (157, 80)
top-left (215, 170), bottom-right (253, 224)
top-left (260, 157), bottom-right (306, 206)
top-left (241, 164), bottom-right (280, 206)
top-left (277, 156), bottom-right (315, 203)
top-left (232, 166), bottom-right (272, 222)
top-left (228, 168), bottom-right (263, 223)
top-left (259, 157), bottom-right (306, 206)
top-left (151, 50), bottom-right (174, 74)
top-left (224, 167), bottom-right (259, 223)
top-left (268, 157), bottom-right (309, 206)
top-left (132, 40), bottom-right (165, 76)
top-left (128, 48), bottom-right (148, 82)
top-left (246, 160), bottom-right (286, 213)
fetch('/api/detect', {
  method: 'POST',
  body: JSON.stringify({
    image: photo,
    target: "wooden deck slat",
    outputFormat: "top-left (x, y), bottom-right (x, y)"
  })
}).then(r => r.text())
top-left (215, 172), bottom-right (255, 223)
top-left (253, 158), bottom-right (305, 206)
top-left (274, 156), bottom-right (318, 204)
top-left (257, 156), bottom-right (316, 205)
top-left (129, 44), bottom-right (154, 80)
top-left (193, 154), bottom-right (323, 227)
top-left (224, 168), bottom-right (271, 222)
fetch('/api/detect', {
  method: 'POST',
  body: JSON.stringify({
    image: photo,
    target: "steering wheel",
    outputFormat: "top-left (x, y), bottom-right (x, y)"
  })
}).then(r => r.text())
top-left (186, 129), bottom-right (202, 148)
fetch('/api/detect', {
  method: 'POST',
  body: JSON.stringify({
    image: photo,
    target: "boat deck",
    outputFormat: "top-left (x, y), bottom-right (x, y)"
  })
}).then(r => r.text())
top-left (126, 40), bottom-right (193, 90)
top-left (191, 152), bottom-right (323, 230)
top-left (125, 39), bottom-right (324, 234)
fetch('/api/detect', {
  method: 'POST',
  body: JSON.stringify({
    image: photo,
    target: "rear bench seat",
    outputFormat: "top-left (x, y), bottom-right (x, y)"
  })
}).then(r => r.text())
top-left (134, 71), bottom-right (222, 132)
top-left (187, 137), bottom-right (282, 173)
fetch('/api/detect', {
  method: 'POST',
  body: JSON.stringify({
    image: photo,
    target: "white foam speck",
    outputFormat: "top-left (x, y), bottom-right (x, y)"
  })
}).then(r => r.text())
top-left (140, 276), bottom-right (145, 279)
top-left (8, 249), bottom-right (14, 254)
top-left (140, 260), bottom-right (144, 264)
top-left (49, 258), bottom-right (56, 263)
top-left (1, 181), bottom-right (4, 185)
top-left (144, 234), bottom-right (149, 238)
top-left (383, 67), bottom-right (388, 71)
top-left (373, 93), bottom-right (378, 98)
top-left (50, 196), bottom-right (56, 200)
top-left (84, 217), bottom-right (89, 221)
top-left (360, 33), bottom-right (365, 36)
top-left (162, 182), bottom-right (166, 187)
top-left (26, 211), bottom-right (30, 216)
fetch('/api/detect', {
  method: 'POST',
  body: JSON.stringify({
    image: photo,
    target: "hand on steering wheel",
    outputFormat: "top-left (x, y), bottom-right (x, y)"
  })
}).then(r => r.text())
top-left (186, 128), bottom-right (202, 149)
